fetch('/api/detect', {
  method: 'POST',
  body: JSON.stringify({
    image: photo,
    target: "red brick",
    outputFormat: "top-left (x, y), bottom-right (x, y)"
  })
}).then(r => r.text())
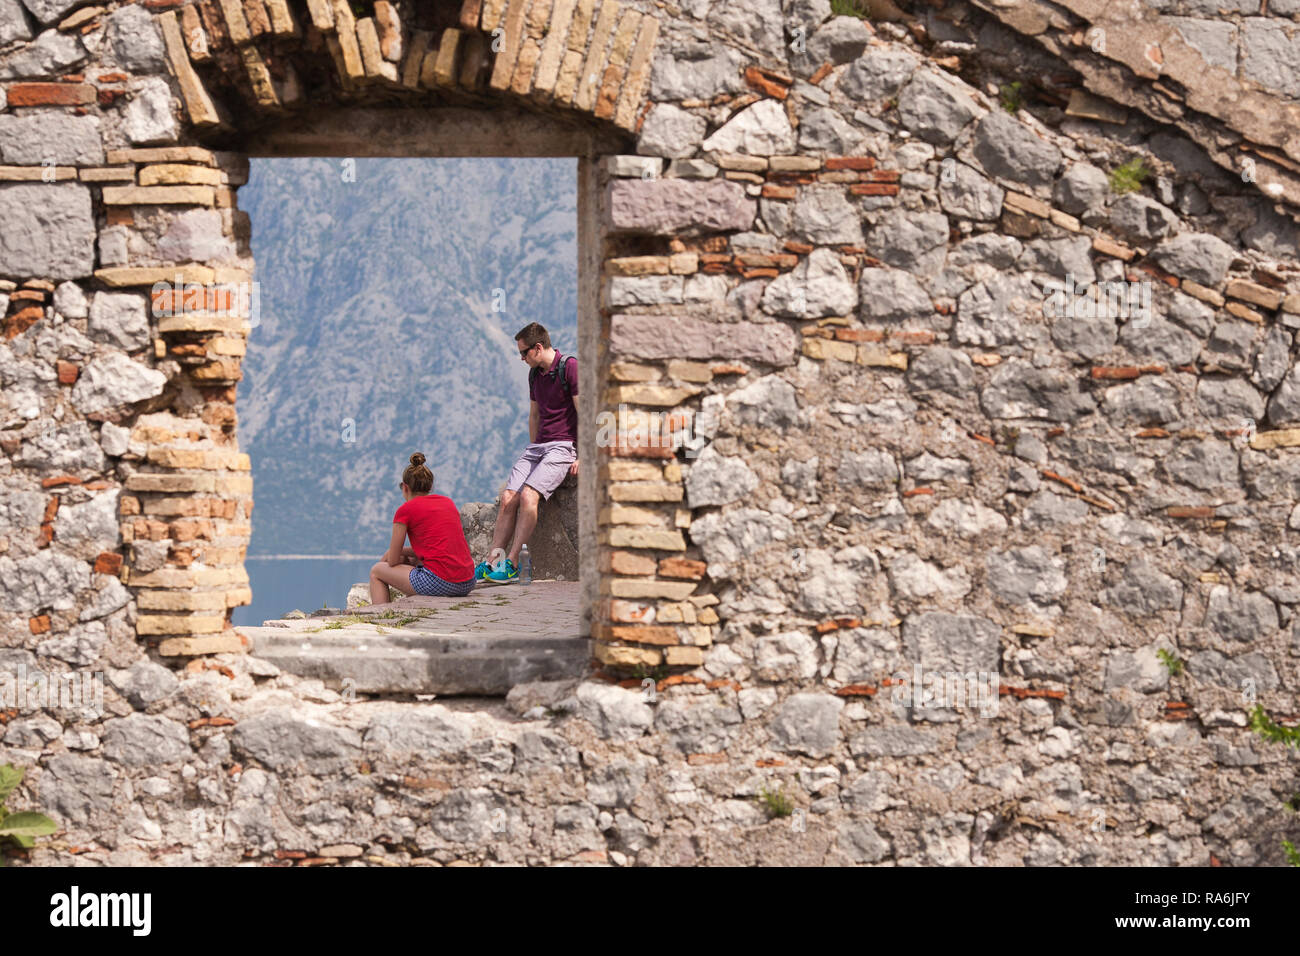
top-left (97, 88), bottom-right (127, 107)
top-left (761, 184), bottom-right (797, 200)
top-left (1041, 470), bottom-right (1082, 493)
top-left (809, 62), bottom-right (834, 85)
top-left (902, 487), bottom-right (933, 497)
top-left (3, 305), bottom-right (43, 340)
top-left (739, 267), bottom-right (779, 279)
top-left (152, 286), bottom-right (246, 315)
top-left (94, 552), bottom-right (124, 575)
top-left (42, 497), bottom-right (60, 522)
top-left (744, 66), bottom-right (789, 100)
top-left (1091, 366), bottom-right (1140, 379)
top-left (825, 156), bottom-right (874, 171)
top-left (833, 328), bottom-right (884, 342)
top-left (35, 523), bottom-right (53, 548)
top-left (28, 615), bottom-right (50, 635)
top-left (56, 360), bottom-right (79, 384)
top-left (1000, 686), bottom-right (1066, 700)
top-left (892, 330), bottom-right (935, 345)
top-left (658, 557), bottom-right (706, 579)
top-left (1168, 506), bottom-right (1214, 519)
top-left (6, 82), bottom-right (96, 106)
top-left (97, 72), bottom-right (129, 82)
top-left (710, 363), bottom-right (749, 375)
top-left (687, 752), bottom-right (727, 765)
top-left (755, 758), bottom-right (784, 768)
top-left (849, 183), bottom-right (899, 196)
top-left (105, 207), bottom-right (133, 226)
top-left (41, 474), bottom-right (81, 488)
top-left (783, 240), bottom-right (814, 255)
top-left (834, 684), bottom-right (878, 697)
top-left (869, 169), bottom-right (901, 182)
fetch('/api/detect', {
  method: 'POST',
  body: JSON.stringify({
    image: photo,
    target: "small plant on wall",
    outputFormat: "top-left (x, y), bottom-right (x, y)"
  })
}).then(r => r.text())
top-left (999, 81), bottom-right (1025, 114)
top-left (0, 764), bottom-right (58, 865)
top-left (1109, 156), bottom-right (1150, 195)
top-left (830, 0), bottom-right (870, 18)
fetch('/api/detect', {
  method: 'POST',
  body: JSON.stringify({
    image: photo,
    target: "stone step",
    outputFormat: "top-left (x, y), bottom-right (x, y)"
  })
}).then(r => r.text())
top-left (240, 625), bottom-right (591, 696)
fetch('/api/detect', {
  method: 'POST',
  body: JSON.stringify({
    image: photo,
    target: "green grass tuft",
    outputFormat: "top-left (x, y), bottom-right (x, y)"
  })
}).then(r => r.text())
top-left (755, 782), bottom-right (795, 818)
top-left (830, 0), bottom-right (869, 18)
top-left (1156, 648), bottom-right (1184, 676)
top-left (1109, 157), bottom-right (1149, 195)
top-left (999, 81), bottom-right (1024, 114)
top-left (1249, 704), bottom-right (1300, 749)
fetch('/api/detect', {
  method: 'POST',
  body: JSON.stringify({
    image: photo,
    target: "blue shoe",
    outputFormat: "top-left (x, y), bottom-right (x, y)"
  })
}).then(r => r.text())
top-left (473, 561), bottom-right (492, 581)
top-left (486, 559), bottom-right (518, 582)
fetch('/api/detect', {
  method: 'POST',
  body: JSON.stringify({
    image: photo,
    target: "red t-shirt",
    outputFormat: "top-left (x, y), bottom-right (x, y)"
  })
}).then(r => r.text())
top-left (393, 494), bottom-right (474, 583)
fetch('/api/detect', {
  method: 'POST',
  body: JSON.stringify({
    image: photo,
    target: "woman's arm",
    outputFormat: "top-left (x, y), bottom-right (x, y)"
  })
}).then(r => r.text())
top-left (384, 523), bottom-right (407, 566)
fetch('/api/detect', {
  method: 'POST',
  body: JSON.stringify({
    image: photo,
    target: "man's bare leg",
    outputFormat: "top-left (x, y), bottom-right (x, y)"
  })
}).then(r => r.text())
top-left (507, 486), bottom-right (541, 564)
top-left (489, 489), bottom-right (520, 564)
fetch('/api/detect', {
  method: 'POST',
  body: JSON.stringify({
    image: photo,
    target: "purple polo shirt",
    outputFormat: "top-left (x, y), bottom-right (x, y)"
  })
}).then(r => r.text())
top-left (531, 351), bottom-right (578, 444)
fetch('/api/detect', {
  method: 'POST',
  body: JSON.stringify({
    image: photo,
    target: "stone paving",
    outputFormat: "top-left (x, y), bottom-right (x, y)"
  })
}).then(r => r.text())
top-left (354, 579), bottom-right (583, 638)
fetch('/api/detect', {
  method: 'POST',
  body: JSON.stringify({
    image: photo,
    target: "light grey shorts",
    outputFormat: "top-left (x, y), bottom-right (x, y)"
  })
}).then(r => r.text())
top-left (505, 441), bottom-right (576, 500)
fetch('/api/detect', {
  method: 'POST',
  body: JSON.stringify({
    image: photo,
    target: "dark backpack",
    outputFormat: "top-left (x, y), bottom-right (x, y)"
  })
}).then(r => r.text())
top-left (529, 352), bottom-right (577, 399)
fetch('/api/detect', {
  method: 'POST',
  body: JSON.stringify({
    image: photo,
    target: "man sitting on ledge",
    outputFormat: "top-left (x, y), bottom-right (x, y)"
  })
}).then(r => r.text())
top-left (474, 321), bottom-right (579, 583)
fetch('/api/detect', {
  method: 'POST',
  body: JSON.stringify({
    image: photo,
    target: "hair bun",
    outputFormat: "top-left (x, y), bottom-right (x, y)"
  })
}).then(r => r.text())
top-left (410, 452), bottom-right (425, 467)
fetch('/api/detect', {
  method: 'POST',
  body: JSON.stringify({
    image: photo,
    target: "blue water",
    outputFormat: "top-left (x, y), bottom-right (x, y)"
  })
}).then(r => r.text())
top-left (232, 558), bottom-right (377, 626)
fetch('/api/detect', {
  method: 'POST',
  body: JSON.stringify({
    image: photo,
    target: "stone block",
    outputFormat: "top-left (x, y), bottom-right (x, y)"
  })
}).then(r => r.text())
top-left (604, 178), bottom-right (756, 234)
top-left (0, 183), bottom-right (93, 280)
top-left (610, 314), bottom-right (796, 365)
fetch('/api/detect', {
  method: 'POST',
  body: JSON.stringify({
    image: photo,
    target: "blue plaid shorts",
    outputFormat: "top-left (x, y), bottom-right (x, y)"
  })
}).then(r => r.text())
top-left (409, 566), bottom-right (475, 597)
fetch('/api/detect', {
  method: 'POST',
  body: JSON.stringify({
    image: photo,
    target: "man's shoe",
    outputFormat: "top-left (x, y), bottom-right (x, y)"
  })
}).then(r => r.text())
top-left (485, 559), bottom-right (518, 582)
top-left (473, 561), bottom-right (492, 581)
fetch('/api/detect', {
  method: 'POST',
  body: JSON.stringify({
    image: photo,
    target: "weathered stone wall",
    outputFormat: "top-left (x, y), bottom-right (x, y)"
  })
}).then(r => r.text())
top-left (1, 0), bottom-right (1298, 865)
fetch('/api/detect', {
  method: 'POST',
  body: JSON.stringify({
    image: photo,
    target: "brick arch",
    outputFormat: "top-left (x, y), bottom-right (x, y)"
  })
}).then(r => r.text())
top-left (154, 0), bottom-right (660, 139)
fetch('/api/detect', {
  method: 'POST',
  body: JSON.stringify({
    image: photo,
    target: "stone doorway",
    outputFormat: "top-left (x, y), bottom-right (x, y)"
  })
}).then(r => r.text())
top-left (225, 114), bottom-right (618, 692)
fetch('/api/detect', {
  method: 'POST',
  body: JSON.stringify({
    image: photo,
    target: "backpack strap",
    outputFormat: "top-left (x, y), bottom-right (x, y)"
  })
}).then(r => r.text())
top-left (560, 354), bottom-right (576, 396)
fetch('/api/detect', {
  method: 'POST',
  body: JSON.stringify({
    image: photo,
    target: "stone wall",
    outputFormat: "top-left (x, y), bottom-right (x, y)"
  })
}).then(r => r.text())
top-left (1, 0), bottom-right (1298, 865)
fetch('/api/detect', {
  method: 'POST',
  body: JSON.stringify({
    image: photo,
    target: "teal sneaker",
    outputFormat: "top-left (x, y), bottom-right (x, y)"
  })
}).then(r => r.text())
top-left (485, 559), bottom-right (518, 582)
top-left (473, 560), bottom-right (492, 581)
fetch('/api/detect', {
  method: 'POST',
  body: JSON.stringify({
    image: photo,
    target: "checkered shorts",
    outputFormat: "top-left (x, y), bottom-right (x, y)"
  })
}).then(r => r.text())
top-left (409, 566), bottom-right (474, 597)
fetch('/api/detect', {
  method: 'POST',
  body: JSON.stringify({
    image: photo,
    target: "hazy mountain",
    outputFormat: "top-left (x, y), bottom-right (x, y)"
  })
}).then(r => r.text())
top-left (236, 157), bottom-right (578, 556)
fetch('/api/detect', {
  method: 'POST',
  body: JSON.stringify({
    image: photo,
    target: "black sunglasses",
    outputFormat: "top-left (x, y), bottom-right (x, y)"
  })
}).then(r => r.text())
top-left (519, 343), bottom-right (536, 357)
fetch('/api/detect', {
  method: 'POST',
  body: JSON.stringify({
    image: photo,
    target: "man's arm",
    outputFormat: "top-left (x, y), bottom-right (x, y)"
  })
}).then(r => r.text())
top-left (529, 400), bottom-right (539, 444)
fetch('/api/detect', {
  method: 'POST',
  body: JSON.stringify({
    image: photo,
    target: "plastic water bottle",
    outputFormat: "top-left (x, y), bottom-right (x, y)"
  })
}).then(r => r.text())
top-left (519, 544), bottom-right (532, 586)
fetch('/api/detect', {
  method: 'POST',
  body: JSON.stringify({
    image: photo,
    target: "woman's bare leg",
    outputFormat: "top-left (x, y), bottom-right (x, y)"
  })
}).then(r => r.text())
top-left (370, 561), bottom-right (419, 605)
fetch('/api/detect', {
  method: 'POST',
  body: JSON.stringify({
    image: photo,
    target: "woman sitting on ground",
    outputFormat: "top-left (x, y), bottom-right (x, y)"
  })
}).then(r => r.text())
top-left (368, 453), bottom-right (475, 605)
